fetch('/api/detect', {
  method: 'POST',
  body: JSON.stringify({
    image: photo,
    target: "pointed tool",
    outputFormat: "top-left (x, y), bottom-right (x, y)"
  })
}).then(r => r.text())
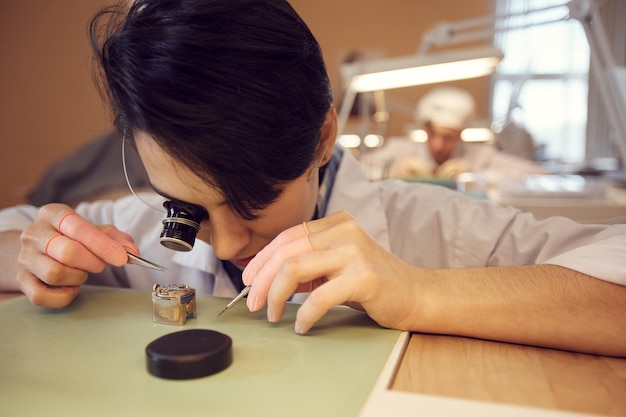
top-left (127, 252), bottom-right (167, 271)
top-left (217, 286), bottom-right (250, 317)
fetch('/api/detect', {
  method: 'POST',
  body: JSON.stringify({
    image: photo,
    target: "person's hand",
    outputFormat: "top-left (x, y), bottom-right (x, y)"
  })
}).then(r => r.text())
top-left (242, 211), bottom-right (422, 334)
top-left (435, 158), bottom-right (467, 178)
top-left (388, 156), bottom-right (431, 178)
top-left (17, 203), bottom-right (138, 307)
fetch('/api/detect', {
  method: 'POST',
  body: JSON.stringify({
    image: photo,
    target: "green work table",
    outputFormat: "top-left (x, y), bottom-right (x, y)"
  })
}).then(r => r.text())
top-left (0, 286), bottom-right (400, 417)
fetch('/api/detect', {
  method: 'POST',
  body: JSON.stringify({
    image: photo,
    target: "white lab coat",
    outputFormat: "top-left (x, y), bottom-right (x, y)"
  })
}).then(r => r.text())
top-left (361, 138), bottom-right (545, 183)
top-left (1, 148), bottom-right (625, 298)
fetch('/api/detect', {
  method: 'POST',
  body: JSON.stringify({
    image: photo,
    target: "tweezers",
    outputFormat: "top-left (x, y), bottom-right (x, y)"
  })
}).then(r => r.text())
top-left (217, 286), bottom-right (250, 317)
top-left (127, 252), bottom-right (167, 271)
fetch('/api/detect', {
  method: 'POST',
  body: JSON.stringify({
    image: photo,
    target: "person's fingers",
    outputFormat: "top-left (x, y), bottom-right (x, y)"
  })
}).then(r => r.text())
top-left (14, 203), bottom-right (131, 309)
top-left (265, 247), bottom-right (349, 322)
top-left (247, 211), bottom-right (352, 272)
top-left (19, 227), bottom-right (90, 286)
top-left (243, 212), bottom-right (359, 313)
top-left (103, 227), bottom-right (139, 255)
top-left (43, 232), bottom-right (109, 273)
top-left (16, 269), bottom-right (81, 308)
top-left (243, 222), bottom-right (309, 285)
top-left (245, 235), bottom-right (313, 311)
top-left (56, 211), bottom-right (128, 266)
top-left (304, 211), bottom-right (355, 236)
top-left (294, 274), bottom-right (358, 334)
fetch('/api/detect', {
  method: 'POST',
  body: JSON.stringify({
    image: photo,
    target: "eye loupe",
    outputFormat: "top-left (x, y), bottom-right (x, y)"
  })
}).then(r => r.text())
top-left (160, 200), bottom-right (208, 252)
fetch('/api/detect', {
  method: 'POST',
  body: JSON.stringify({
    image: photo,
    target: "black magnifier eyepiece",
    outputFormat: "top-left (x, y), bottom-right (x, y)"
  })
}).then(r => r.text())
top-left (160, 200), bottom-right (208, 252)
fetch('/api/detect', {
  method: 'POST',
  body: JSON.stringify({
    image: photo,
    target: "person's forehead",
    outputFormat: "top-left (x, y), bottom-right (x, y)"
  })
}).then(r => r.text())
top-left (428, 124), bottom-right (462, 138)
top-left (134, 131), bottom-right (225, 206)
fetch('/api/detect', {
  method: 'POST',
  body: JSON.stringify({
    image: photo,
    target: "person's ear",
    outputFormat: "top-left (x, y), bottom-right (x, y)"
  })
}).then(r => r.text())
top-left (317, 106), bottom-right (337, 166)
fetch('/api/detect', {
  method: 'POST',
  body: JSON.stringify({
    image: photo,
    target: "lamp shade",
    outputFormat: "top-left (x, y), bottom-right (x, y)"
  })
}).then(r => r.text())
top-left (341, 46), bottom-right (503, 93)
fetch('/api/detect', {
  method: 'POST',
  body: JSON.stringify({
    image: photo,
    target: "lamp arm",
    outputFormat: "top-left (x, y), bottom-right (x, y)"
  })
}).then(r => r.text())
top-left (571, 0), bottom-right (626, 168)
top-left (337, 85), bottom-right (358, 137)
top-left (417, 3), bottom-right (568, 55)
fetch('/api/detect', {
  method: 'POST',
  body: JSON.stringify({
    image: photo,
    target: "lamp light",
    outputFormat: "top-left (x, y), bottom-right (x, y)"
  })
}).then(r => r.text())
top-left (337, 44), bottom-right (503, 136)
top-left (341, 46), bottom-right (503, 94)
top-left (408, 127), bottom-right (495, 143)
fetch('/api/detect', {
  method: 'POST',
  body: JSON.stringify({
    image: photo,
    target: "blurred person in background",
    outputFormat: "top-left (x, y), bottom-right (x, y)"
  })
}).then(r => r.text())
top-left (362, 86), bottom-right (546, 183)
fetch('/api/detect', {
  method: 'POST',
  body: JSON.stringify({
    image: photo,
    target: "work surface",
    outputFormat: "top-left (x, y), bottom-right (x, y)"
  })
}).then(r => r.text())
top-left (0, 286), bottom-right (399, 417)
top-left (376, 333), bottom-right (626, 417)
top-left (2, 288), bottom-right (626, 417)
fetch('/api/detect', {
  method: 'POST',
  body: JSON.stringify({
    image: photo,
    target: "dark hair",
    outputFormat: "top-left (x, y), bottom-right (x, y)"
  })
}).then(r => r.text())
top-left (89, 0), bottom-right (332, 220)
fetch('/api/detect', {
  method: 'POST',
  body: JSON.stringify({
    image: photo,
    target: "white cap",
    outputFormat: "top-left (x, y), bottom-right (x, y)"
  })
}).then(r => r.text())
top-left (415, 86), bottom-right (475, 131)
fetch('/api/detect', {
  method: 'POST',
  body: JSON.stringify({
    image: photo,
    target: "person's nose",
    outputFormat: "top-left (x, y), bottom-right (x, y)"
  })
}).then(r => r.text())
top-left (429, 135), bottom-right (445, 152)
top-left (202, 211), bottom-right (251, 260)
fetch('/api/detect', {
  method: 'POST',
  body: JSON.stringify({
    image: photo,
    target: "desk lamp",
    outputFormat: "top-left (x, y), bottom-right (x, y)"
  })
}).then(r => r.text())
top-left (337, 0), bottom-right (626, 174)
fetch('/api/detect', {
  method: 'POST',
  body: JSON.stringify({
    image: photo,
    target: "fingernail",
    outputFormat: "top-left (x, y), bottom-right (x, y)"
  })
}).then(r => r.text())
top-left (71, 286), bottom-right (81, 298)
top-left (267, 306), bottom-right (276, 323)
top-left (294, 321), bottom-right (303, 334)
top-left (241, 269), bottom-right (251, 286)
top-left (247, 293), bottom-right (259, 312)
top-left (122, 245), bottom-right (136, 255)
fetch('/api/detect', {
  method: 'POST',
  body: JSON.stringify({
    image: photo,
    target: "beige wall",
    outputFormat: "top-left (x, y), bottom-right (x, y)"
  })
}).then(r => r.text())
top-left (0, 0), bottom-right (491, 209)
top-left (0, 0), bottom-right (113, 209)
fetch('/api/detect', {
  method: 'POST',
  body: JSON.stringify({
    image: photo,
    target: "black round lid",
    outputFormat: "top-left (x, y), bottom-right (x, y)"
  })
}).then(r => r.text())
top-left (146, 329), bottom-right (233, 380)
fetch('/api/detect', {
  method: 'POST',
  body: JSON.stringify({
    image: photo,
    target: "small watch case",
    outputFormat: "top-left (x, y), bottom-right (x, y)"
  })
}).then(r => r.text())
top-left (152, 283), bottom-right (196, 325)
